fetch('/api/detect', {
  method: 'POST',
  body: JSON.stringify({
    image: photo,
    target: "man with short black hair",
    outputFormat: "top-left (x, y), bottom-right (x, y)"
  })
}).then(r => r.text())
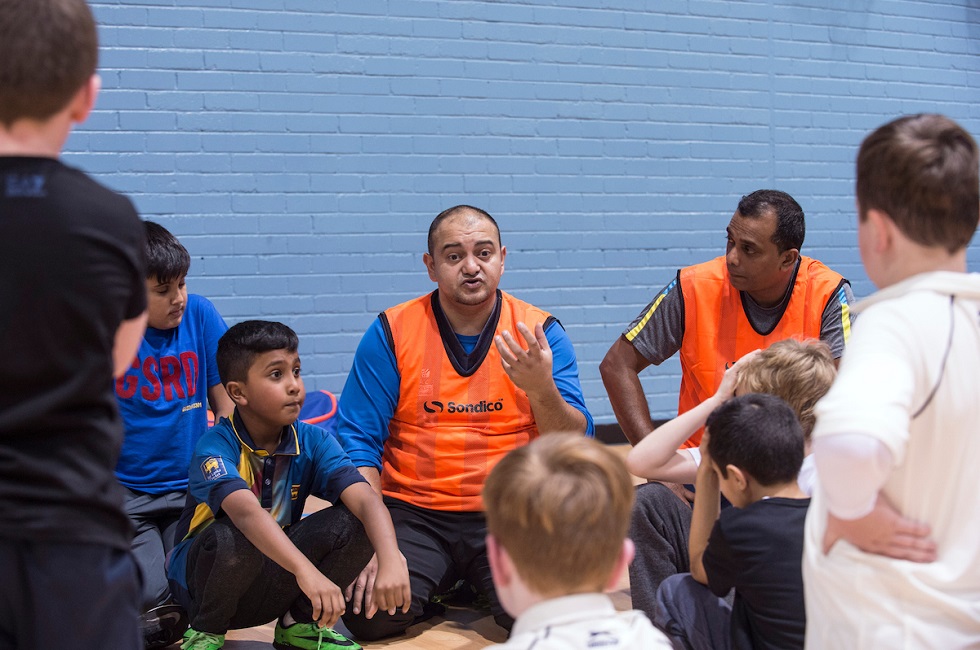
top-left (600, 189), bottom-right (853, 618)
top-left (338, 205), bottom-right (593, 641)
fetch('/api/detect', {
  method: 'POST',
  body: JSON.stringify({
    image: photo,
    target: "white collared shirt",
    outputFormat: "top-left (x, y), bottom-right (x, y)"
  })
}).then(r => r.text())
top-left (491, 593), bottom-right (673, 649)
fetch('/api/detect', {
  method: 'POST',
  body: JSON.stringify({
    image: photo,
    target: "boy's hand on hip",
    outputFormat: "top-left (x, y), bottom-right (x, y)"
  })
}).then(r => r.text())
top-left (822, 493), bottom-right (937, 563)
top-left (297, 566), bottom-right (345, 628)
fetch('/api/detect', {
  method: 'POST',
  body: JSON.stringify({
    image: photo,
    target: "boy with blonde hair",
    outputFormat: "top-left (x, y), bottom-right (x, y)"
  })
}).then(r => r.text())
top-left (483, 435), bottom-right (672, 649)
top-left (625, 338), bottom-right (836, 617)
top-left (804, 114), bottom-right (980, 647)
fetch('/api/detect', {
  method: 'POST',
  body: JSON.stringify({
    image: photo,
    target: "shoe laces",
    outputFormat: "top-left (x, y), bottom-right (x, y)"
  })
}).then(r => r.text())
top-left (181, 630), bottom-right (223, 650)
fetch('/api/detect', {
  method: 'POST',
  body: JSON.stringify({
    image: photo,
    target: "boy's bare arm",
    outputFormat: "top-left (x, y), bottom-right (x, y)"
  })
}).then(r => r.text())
top-left (340, 482), bottom-right (410, 619)
top-left (356, 466), bottom-right (382, 494)
top-left (815, 433), bottom-right (936, 562)
top-left (221, 489), bottom-right (346, 628)
top-left (688, 434), bottom-right (721, 585)
top-left (208, 384), bottom-right (235, 420)
top-left (112, 311), bottom-right (148, 377)
top-left (627, 352), bottom-right (754, 486)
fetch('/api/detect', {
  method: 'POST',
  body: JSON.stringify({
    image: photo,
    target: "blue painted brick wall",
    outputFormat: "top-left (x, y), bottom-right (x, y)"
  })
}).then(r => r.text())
top-left (71, 0), bottom-right (980, 424)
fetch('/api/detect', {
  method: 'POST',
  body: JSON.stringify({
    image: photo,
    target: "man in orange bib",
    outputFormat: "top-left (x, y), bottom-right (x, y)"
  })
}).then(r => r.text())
top-left (338, 205), bottom-right (594, 641)
top-left (599, 190), bottom-right (853, 620)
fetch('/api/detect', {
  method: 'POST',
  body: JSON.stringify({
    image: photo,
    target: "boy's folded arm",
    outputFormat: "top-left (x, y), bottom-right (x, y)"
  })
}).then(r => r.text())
top-left (688, 451), bottom-right (721, 585)
top-left (339, 481), bottom-right (411, 618)
top-left (112, 311), bottom-right (148, 377)
top-left (626, 395), bottom-right (719, 480)
top-left (220, 489), bottom-right (345, 626)
top-left (626, 354), bottom-right (749, 480)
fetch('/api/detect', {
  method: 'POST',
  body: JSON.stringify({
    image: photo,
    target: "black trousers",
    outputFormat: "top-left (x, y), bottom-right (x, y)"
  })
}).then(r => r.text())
top-left (342, 497), bottom-right (513, 642)
top-left (182, 505), bottom-right (372, 634)
top-left (0, 539), bottom-right (141, 650)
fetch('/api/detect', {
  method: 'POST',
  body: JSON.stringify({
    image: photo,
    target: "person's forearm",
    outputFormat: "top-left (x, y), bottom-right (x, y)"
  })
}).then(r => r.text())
top-left (357, 466), bottom-right (383, 496)
top-left (208, 383), bottom-right (235, 420)
top-left (344, 484), bottom-right (401, 565)
top-left (688, 460), bottom-right (720, 585)
top-left (814, 433), bottom-right (893, 519)
top-left (112, 311), bottom-right (148, 377)
top-left (627, 395), bottom-right (721, 478)
top-left (223, 490), bottom-right (317, 578)
top-left (526, 381), bottom-right (588, 435)
top-left (600, 339), bottom-right (655, 446)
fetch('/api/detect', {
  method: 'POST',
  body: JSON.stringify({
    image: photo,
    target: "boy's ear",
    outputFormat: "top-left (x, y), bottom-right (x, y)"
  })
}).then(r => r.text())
top-left (486, 534), bottom-right (512, 589)
top-left (604, 537), bottom-right (635, 592)
top-left (224, 380), bottom-right (248, 407)
top-left (68, 74), bottom-right (101, 125)
top-left (727, 464), bottom-right (749, 492)
top-left (865, 208), bottom-right (895, 254)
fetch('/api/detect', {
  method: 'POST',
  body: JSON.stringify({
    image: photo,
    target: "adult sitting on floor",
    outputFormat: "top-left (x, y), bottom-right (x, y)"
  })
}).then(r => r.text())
top-left (599, 189), bottom-right (853, 619)
top-left (338, 205), bottom-right (594, 641)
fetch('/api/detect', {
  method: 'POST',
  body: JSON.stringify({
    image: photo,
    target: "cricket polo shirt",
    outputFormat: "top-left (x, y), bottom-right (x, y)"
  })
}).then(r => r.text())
top-left (166, 410), bottom-right (365, 592)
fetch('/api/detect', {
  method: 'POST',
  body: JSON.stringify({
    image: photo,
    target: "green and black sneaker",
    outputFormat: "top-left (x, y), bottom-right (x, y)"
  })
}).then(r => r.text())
top-left (179, 628), bottom-right (224, 650)
top-left (272, 622), bottom-right (361, 650)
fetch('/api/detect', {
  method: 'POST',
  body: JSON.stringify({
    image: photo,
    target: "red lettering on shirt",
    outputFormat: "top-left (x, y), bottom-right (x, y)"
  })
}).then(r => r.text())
top-left (180, 351), bottom-right (199, 397)
top-left (115, 357), bottom-right (139, 399)
top-left (160, 355), bottom-right (186, 401)
top-left (141, 357), bottom-right (162, 400)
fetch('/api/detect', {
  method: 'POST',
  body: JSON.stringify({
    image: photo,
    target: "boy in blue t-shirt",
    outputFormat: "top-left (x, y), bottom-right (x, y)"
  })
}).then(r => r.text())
top-left (655, 393), bottom-right (810, 650)
top-left (168, 320), bottom-right (410, 650)
top-left (114, 221), bottom-right (234, 647)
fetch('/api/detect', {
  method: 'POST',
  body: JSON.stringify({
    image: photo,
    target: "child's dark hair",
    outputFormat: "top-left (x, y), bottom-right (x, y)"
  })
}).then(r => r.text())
top-left (217, 320), bottom-right (299, 385)
top-left (144, 221), bottom-right (190, 283)
top-left (705, 393), bottom-right (804, 487)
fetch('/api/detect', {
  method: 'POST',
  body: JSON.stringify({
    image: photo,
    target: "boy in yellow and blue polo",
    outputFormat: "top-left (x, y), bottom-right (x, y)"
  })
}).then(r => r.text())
top-left (167, 321), bottom-right (409, 650)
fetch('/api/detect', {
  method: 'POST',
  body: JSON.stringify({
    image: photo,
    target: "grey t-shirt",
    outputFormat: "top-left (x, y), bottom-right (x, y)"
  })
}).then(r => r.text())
top-left (624, 263), bottom-right (854, 365)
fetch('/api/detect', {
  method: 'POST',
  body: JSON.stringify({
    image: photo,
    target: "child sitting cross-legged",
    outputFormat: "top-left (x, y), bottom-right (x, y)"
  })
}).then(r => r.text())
top-left (166, 320), bottom-right (410, 650)
top-left (483, 435), bottom-right (673, 649)
top-left (655, 393), bottom-right (810, 650)
top-left (624, 339), bottom-right (836, 617)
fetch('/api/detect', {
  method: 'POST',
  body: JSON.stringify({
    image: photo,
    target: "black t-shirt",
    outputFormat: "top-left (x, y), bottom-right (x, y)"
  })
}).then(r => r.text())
top-left (0, 157), bottom-right (146, 550)
top-left (702, 497), bottom-right (810, 650)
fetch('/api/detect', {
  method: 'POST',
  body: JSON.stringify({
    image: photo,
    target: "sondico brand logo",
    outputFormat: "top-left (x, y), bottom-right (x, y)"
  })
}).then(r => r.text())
top-left (423, 399), bottom-right (505, 414)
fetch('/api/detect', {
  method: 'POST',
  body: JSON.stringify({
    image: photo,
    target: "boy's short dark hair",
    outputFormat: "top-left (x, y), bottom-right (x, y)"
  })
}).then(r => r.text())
top-left (0, 0), bottom-right (99, 126)
top-left (737, 189), bottom-right (806, 253)
top-left (144, 221), bottom-right (191, 283)
top-left (706, 393), bottom-right (804, 487)
top-left (217, 320), bottom-right (299, 385)
top-left (857, 113), bottom-right (979, 254)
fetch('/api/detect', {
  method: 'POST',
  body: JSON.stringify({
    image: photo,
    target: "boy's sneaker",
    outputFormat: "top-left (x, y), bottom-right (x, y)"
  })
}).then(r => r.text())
top-left (180, 628), bottom-right (224, 650)
top-left (273, 622), bottom-right (361, 650)
top-left (142, 604), bottom-right (188, 648)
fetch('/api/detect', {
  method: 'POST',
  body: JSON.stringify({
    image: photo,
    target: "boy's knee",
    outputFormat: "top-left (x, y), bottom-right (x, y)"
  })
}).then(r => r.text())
top-left (342, 609), bottom-right (414, 642)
